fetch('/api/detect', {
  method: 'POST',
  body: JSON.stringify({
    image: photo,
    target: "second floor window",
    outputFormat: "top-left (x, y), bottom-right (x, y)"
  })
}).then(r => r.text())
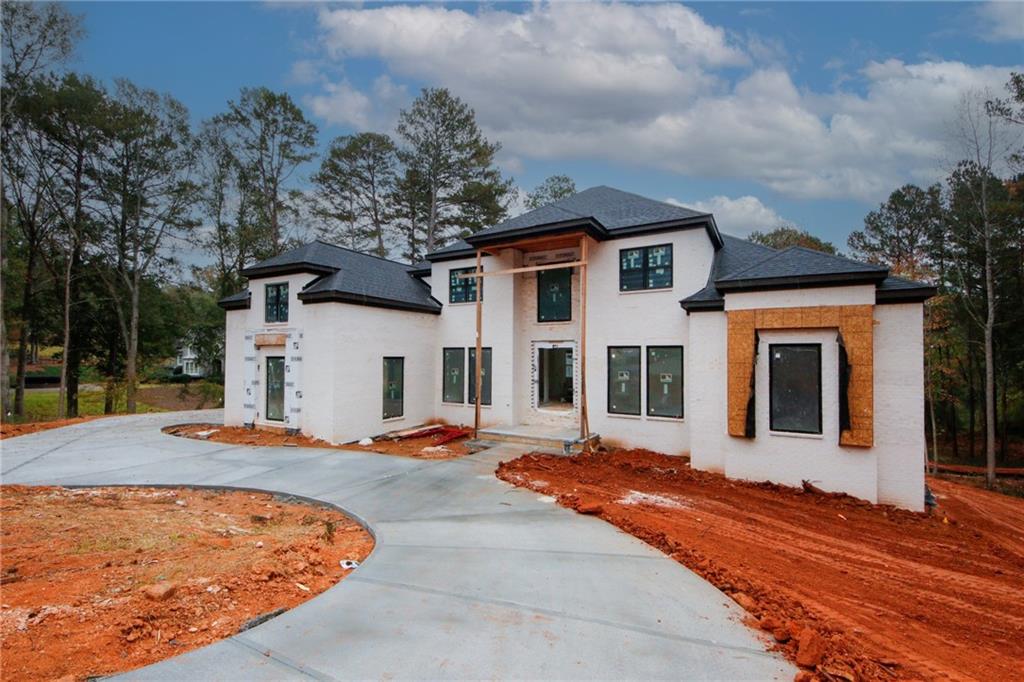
top-left (619, 244), bottom-right (673, 291)
top-left (537, 268), bottom-right (572, 322)
top-left (265, 283), bottom-right (288, 323)
top-left (449, 268), bottom-right (481, 303)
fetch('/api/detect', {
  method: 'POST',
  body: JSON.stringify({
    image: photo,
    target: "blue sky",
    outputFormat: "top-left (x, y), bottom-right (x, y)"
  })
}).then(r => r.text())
top-left (72, 2), bottom-right (1022, 250)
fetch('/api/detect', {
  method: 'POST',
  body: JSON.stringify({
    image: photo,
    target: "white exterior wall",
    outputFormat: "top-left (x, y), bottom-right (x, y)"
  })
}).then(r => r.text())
top-left (585, 230), bottom-right (714, 454)
top-left (688, 311), bottom-right (728, 472)
top-left (873, 304), bottom-right (925, 510)
top-left (432, 251), bottom-right (518, 428)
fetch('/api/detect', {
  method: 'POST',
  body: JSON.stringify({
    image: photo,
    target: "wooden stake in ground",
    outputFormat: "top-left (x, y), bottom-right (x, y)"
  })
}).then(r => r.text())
top-left (579, 236), bottom-right (590, 448)
top-left (474, 249), bottom-right (483, 438)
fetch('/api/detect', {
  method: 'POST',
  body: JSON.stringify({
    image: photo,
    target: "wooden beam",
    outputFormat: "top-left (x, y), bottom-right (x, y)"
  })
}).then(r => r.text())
top-left (473, 249), bottom-right (483, 438)
top-left (579, 236), bottom-right (590, 448)
top-left (456, 260), bottom-right (586, 279)
top-left (477, 231), bottom-right (587, 254)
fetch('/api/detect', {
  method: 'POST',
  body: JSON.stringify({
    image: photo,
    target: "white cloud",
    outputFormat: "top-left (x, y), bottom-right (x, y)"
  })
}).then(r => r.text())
top-left (304, 75), bottom-right (406, 132)
top-left (305, 3), bottom-right (1020, 203)
top-left (975, 2), bottom-right (1024, 42)
top-left (667, 195), bottom-right (793, 237)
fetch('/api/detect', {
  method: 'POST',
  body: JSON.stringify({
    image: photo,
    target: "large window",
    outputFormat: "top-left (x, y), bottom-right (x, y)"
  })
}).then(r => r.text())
top-left (443, 348), bottom-right (465, 403)
top-left (265, 357), bottom-right (285, 422)
top-left (265, 283), bottom-right (288, 323)
top-left (619, 245), bottom-right (673, 291)
top-left (383, 357), bottom-right (404, 419)
top-left (468, 347), bottom-right (492, 405)
top-left (537, 268), bottom-right (572, 322)
top-left (647, 347), bottom-right (683, 418)
top-left (769, 344), bottom-right (822, 434)
top-left (607, 346), bottom-right (641, 415)
top-left (449, 268), bottom-right (481, 303)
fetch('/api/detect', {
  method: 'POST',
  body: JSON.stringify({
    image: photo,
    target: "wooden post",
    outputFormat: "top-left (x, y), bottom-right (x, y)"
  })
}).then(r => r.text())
top-left (579, 236), bottom-right (590, 448)
top-left (473, 249), bottom-right (483, 438)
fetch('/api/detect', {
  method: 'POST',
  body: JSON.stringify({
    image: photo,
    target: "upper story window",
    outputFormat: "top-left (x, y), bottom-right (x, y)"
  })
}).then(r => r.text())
top-left (537, 268), bottom-right (572, 322)
top-left (449, 268), bottom-right (481, 303)
top-left (265, 283), bottom-right (288, 323)
top-left (619, 244), bottom-right (673, 292)
top-left (769, 344), bottom-right (822, 434)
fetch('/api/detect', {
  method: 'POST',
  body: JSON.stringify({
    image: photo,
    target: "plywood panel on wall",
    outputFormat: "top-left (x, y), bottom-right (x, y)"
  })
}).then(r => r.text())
top-left (727, 305), bottom-right (874, 447)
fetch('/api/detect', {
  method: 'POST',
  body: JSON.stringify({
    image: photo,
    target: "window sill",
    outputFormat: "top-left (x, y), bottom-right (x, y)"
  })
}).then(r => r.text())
top-left (617, 288), bottom-right (673, 296)
top-left (646, 415), bottom-right (684, 423)
top-left (441, 401), bottom-right (466, 406)
top-left (607, 412), bottom-right (642, 420)
top-left (769, 430), bottom-right (824, 440)
top-left (536, 320), bottom-right (573, 325)
top-left (383, 416), bottom-right (406, 423)
top-left (446, 301), bottom-right (480, 306)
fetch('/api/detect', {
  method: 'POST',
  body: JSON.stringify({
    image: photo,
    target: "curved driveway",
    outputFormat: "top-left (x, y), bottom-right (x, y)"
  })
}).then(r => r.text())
top-left (1, 411), bottom-right (794, 680)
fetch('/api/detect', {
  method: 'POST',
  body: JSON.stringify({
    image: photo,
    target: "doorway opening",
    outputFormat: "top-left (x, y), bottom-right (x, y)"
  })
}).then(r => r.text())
top-left (266, 357), bottom-right (285, 422)
top-left (538, 346), bottom-right (574, 410)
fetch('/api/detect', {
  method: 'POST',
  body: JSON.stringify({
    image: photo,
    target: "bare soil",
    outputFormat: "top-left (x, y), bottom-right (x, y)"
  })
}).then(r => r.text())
top-left (497, 449), bottom-right (1024, 681)
top-left (0, 416), bottom-right (101, 440)
top-left (0, 485), bottom-right (373, 681)
top-left (164, 423), bottom-right (474, 459)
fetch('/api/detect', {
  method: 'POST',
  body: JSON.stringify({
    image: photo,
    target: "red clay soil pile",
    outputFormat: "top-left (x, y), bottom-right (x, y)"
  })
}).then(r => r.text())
top-left (496, 450), bottom-right (1024, 681)
top-left (0, 485), bottom-right (373, 681)
top-left (1, 416), bottom-right (100, 439)
top-left (164, 423), bottom-right (473, 459)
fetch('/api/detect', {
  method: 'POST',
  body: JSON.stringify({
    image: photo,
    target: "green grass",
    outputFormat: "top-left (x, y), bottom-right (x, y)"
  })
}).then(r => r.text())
top-left (17, 389), bottom-right (163, 423)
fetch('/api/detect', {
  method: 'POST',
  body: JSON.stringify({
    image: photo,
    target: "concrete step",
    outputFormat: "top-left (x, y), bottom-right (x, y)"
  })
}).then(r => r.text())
top-left (477, 426), bottom-right (600, 453)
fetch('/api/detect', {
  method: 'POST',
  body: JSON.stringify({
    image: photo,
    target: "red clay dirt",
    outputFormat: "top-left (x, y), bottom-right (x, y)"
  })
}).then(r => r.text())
top-left (496, 449), bottom-right (1024, 681)
top-left (0, 416), bottom-right (101, 439)
top-left (163, 423), bottom-right (474, 459)
top-left (0, 485), bottom-right (373, 681)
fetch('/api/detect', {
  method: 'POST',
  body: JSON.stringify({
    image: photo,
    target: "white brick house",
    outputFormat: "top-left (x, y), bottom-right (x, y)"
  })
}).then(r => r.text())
top-left (220, 186), bottom-right (934, 510)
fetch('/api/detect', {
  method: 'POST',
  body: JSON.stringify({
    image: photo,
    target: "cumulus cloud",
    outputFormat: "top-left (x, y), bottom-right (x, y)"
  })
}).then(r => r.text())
top-left (305, 75), bottom-right (406, 132)
top-left (975, 2), bottom-right (1024, 42)
top-left (303, 3), bottom-right (1020, 202)
top-left (667, 195), bottom-right (793, 237)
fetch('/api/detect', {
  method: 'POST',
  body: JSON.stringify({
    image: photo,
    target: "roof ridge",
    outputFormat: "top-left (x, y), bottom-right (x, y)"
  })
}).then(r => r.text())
top-left (311, 239), bottom-right (414, 269)
top-left (584, 185), bottom-right (711, 215)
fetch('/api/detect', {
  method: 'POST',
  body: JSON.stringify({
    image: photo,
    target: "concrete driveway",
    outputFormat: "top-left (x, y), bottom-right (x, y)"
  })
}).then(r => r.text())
top-left (1, 411), bottom-right (794, 680)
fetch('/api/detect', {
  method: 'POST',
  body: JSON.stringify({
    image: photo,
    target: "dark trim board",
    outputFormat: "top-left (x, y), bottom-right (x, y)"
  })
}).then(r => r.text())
top-left (466, 217), bottom-right (609, 248)
top-left (715, 270), bottom-right (889, 292)
top-left (298, 290), bottom-right (442, 314)
top-left (241, 262), bottom-right (335, 279)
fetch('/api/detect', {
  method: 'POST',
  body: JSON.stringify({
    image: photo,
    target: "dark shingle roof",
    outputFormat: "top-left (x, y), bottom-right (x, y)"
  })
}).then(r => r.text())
top-left (227, 240), bottom-right (441, 315)
top-left (217, 289), bottom-right (251, 310)
top-left (679, 236), bottom-right (778, 310)
top-left (876, 275), bottom-right (937, 302)
top-left (425, 239), bottom-right (476, 262)
top-left (715, 246), bottom-right (888, 290)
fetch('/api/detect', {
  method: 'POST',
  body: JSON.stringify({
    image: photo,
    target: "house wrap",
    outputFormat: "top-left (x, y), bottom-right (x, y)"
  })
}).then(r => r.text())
top-left (220, 186), bottom-right (934, 511)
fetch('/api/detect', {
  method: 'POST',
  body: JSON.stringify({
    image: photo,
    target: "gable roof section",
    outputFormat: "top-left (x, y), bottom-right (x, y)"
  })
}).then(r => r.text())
top-left (424, 186), bottom-right (720, 256)
top-left (222, 240), bottom-right (441, 315)
top-left (679, 235), bottom-right (778, 311)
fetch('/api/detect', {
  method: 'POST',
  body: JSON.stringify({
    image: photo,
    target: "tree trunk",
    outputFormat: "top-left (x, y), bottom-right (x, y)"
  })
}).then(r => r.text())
top-left (126, 274), bottom-right (140, 413)
top-left (65, 243), bottom-right (83, 418)
top-left (57, 252), bottom-right (73, 419)
top-left (983, 231), bottom-right (996, 489)
top-left (426, 186), bottom-right (438, 252)
top-left (14, 243), bottom-right (38, 416)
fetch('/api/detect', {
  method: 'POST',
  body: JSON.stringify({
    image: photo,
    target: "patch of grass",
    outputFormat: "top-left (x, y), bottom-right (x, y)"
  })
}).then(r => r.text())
top-left (17, 389), bottom-right (163, 423)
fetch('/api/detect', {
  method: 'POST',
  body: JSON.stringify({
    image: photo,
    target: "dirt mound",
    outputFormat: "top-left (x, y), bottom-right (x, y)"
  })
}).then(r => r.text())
top-left (163, 423), bottom-right (474, 459)
top-left (496, 449), bottom-right (1024, 681)
top-left (0, 485), bottom-right (373, 681)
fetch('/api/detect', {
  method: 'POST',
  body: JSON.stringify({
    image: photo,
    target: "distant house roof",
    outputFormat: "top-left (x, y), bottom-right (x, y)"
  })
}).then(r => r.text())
top-left (426, 186), bottom-right (721, 260)
top-left (219, 240), bottom-right (442, 315)
top-left (680, 239), bottom-right (934, 311)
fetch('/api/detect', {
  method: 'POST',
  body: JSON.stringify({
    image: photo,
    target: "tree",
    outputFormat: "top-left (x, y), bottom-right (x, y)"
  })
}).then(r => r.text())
top-left (396, 87), bottom-right (513, 252)
top-left (389, 167), bottom-right (430, 263)
top-left (311, 132), bottom-right (398, 257)
top-left (94, 79), bottom-right (198, 412)
top-left (987, 72), bottom-right (1023, 171)
top-left (525, 174), bottom-right (576, 209)
top-left (847, 184), bottom-right (944, 274)
top-left (196, 118), bottom-right (246, 298)
top-left (748, 226), bottom-right (838, 254)
top-left (947, 89), bottom-right (1019, 488)
top-left (216, 87), bottom-right (317, 256)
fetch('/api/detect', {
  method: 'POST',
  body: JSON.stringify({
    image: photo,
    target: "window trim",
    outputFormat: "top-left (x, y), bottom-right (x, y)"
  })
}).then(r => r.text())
top-left (449, 267), bottom-right (481, 304)
top-left (383, 356), bottom-right (404, 419)
top-left (468, 346), bottom-right (493, 406)
top-left (618, 244), bottom-right (673, 292)
top-left (264, 282), bottom-right (289, 323)
top-left (768, 343), bottom-right (823, 435)
top-left (646, 345), bottom-right (684, 419)
top-left (442, 347), bottom-right (466, 404)
top-left (607, 346), bottom-right (642, 416)
top-left (536, 267), bottom-right (573, 323)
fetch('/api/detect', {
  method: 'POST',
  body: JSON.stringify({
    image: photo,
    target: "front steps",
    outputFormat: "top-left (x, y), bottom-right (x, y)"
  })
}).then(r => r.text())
top-left (477, 424), bottom-right (600, 454)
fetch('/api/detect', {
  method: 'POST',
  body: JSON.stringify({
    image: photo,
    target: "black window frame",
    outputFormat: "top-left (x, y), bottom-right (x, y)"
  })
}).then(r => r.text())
top-left (265, 282), bottom-right (289, 323)
top-left (442, 347), bottom-right (465, 403)
top-left (768, 343), bottom-right (823, 435)
top-left (537, 267), bottom-right (572, 323)
top-left (646, 346), bottom-right (684, 419)
top-left (618, 244), bottom-right (673, 292)
top-left (607, 346), bottom-right (642, 416)
top-left (383, 356), bottom-right (404, 419)
top-left (449, 267), bottom-right (481, 304)
top-left (468, 347), bottom-right (493, 406)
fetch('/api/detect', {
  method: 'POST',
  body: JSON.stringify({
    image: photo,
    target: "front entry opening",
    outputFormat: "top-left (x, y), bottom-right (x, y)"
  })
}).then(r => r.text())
top-left (266, 356), bottom-right (285, 422)
top-left (538, 347), bottom-right (573, 410)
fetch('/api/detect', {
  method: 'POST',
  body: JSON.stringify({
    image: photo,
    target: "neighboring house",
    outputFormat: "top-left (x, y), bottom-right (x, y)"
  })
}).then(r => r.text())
top-left (174, 344), bottom-right (221, 378)
top-left (219, 186), bottom-right (934, 510)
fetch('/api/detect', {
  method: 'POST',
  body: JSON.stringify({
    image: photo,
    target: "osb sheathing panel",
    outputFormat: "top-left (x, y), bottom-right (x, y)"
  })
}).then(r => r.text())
top-left (727, 305), bottom-right (874, 447)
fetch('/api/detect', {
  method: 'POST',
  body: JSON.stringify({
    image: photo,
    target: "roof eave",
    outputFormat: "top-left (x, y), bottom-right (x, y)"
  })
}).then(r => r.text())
top-left (875, 286), bottom-right (937, 304)
top-left (679, 298), bottom-right (725, 313)
top-left (606, 214), bottom-right (720, 246)
top-left (464, 217), bottom-right (609, 247)
top-left (217, 293), bottom-right (250, 311)
top-left (297, 289), bottom-right (442, 315)
top-left (240, 262), bottom-right (336, 279)
top-left (715, 271), bottom-right (889, 292)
